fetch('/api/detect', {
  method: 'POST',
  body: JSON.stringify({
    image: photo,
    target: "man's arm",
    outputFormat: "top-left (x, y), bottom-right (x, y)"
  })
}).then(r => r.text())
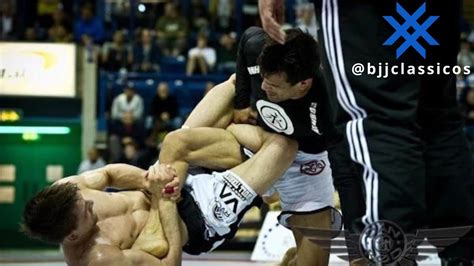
top-left (259, 0), bottom-right (286, 44)
top-left (132, 166), bottom-right (182, 263)
top-left (55, 164), bottom-right (148, 191)
top-left (234, 28), bottom-right (257, 124)
top-left (130, 198), bottom-right (182, 264)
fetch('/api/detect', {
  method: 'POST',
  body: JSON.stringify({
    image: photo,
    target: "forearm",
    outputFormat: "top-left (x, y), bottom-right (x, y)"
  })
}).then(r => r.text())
top-left (103, 164), bottom-right (148, 190)
top-left (132, 191), bottom-right (181, 264)
top-left (157, 196), bottom-right (182, 264)
top-left (59, 164), bottom-right (148, 191)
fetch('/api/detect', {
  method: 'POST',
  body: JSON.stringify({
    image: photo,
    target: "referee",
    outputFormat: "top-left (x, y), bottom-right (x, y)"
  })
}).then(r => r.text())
top-left (260, 0), bottom-right (474, 264)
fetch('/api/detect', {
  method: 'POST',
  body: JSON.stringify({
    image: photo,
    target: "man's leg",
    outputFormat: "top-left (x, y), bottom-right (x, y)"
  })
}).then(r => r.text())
top-left (286, 210), bottom-right (332, 266)
top-left (183, 75), bottom-right (236, 129)
top-left (159, 124), bottom-right (296, 195)
top-left (420, 0), bottom-right (474, 261)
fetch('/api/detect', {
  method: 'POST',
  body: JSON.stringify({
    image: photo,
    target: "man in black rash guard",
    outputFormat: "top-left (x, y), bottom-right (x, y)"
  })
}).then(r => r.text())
top-left (234, 27), bottom-right (341, 265)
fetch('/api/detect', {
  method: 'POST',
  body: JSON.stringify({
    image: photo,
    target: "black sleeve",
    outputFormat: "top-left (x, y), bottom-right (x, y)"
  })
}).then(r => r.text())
top-left (235, 27), bottom-right (263, 110)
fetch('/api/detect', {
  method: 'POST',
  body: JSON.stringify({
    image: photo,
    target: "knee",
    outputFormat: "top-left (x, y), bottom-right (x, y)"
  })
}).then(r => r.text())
top-left (162, 129), bottom-right (193, 156)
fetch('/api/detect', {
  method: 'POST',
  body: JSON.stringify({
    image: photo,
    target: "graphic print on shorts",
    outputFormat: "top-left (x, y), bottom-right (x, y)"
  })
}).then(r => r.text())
top-left (300, 160), bottom-right (326, 175)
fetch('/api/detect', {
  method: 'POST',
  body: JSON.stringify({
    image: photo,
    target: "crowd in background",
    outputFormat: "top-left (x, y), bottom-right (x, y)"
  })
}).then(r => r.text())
top-left (1, 0), bottom-right (473, 170)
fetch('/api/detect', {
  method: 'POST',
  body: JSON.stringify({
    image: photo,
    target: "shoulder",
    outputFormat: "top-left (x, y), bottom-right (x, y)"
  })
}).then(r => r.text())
top-left (241, 27), bottom-right (266, 47)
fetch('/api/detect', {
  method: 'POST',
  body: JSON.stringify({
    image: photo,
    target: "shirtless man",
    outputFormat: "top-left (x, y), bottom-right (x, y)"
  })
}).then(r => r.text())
top-left (22, 164), bottom-right (183, 266)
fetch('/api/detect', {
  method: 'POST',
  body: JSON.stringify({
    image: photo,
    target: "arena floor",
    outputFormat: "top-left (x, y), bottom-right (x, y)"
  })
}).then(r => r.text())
top-left (0, 250), bottom-right (442, 266)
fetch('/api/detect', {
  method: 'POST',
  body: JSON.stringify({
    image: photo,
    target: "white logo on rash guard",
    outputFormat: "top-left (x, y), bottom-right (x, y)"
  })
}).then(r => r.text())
top-left (309, 102), bottom-right (321, 135)
top-left (256, 100), bottom-right (294, 135)
top-left (247, 65), bottom-right (260, 75)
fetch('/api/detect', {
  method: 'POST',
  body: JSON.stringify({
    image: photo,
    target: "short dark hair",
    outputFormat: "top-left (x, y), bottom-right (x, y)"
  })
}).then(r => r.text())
top-left (21, 183), bottom-right (79, 243)
top-left (258, 29), bottom-right (320, 85)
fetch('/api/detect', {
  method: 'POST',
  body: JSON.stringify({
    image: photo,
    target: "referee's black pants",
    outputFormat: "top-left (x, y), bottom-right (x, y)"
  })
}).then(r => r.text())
top-left (316, 0), bottom-right (474, 260)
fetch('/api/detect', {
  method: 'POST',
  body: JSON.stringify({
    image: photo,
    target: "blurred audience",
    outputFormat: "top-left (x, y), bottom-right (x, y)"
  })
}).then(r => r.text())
top-left (188, 0), bottom-right (210, 34)
top-left (132, 29), bottom-right (160, 72)
top-left (149, 82), bottom-right (182, 131)
top-left (37, 0), bottom-right (60, 29)
top-left (216, 32), bottom-right (237, 73)
top-left (77, 147), bottom-right (106, 174)
top-left (156, 2), bottom-right (188, 57)
top-left (209, 0), bottom-right (234, 31)
top-left (74, 3), bottom-right (105, 45)
top-left (0, 1), bottom-right (16, 40)
top-left (101, 30), bottom-right (132, 71)
top-left (47, 8), bottom-right (72, 42)
top-left (109, 111), bottom-right (146, 163)
top-left (111, 86), bottom-right (144, 122)
top-left (295, 3), bottom-right (318, 40)
top-left (24, 27), bottom-right (39, 42)
top-left (458, 40), bottom-right (474, 69)
top-left (186, 33), bottom-right (216, 75)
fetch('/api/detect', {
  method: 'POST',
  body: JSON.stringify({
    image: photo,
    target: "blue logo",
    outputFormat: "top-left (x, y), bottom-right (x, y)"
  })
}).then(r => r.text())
top-left (383, 3), bottom-right (439, 59)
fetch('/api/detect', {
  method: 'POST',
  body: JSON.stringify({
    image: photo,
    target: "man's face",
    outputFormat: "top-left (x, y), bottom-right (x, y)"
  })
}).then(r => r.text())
top-left (73, 194), bottom-right (98, 237)
top-left (261, 72), bottom-right (300, 103)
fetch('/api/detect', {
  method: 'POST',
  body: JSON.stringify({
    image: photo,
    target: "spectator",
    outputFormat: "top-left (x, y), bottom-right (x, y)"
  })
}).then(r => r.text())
top-left (209, 0), bottom-right (234, 31)
top-left (458, 40), bottom-right (474, 69)
top-left (149, 82), bottom-right (182, 131)
top-left (457, 75), bottom-right (467, 101)
top-left (132, 29), bottom-right (160, 72)
top-left (117, 137), bottom-right (150, 169)
top-left (101, 30), bottom-right (132, 71)
top-left (109, 112), bottom-right (146, 163)
top-left (48, 8), bottom-right (73, 42)
top-left (24, 27), bottom-right (39, 42)
top-left (461, 83), bottom-right (474, 161)
top-left (111, 86), bottom-right (144, 122)
top-left (188, 0), bottom-right (209, 33)
top-left (77, 147), bottom-right (106, 174)
top-left (186, 33), bottom-right (216, 75)
top-left (37, 0), bottom-right (60, 29)
top-left (156, 2), bottom-right (188, 57)
top-left (461, 81), bottom-right (474, 127)
top-left (74, 3), bottom-right (105, 45)
top-left (0, 1), bottom-right (16, 40)
top-left (295, 3), bottom-right (318, 40)
top-left (216, 32), bottom-right (237, 73)
top-left (48, 24), bottom-right (72, 42)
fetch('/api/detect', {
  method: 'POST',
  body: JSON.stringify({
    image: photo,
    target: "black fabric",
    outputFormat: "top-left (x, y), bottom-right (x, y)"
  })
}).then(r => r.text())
top-left (177, 187), bottom-right (213, 255)
top-left (178, 185), bottom-right (264, 255)
top-left (314, 0), bottom-right (474, 259)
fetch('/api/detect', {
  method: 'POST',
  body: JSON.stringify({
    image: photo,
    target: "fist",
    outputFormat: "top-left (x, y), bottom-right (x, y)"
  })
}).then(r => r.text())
top-left (146, 164), bottom-right (177, 193)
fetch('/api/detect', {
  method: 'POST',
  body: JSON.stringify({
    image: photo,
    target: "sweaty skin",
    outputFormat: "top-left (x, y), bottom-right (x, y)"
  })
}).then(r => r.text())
top-left (56, 164), bottom-right (185, 266)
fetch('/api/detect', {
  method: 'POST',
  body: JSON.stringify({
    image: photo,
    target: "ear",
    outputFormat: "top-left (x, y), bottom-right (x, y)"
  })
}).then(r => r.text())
top-left (65, 231), bottom-right (79, 243)
top-left (298, 78), bottom-right (313, 90)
